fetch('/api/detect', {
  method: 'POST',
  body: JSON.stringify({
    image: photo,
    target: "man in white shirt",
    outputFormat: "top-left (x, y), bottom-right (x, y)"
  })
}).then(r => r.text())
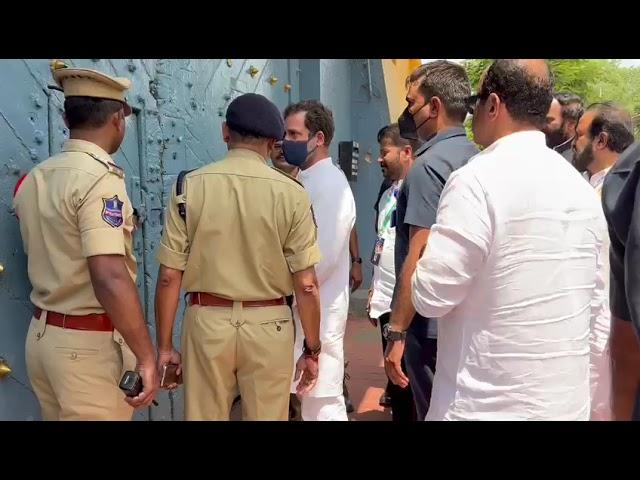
top-left (366, 123), bottom-right (416, 421)
top-left (411, 59), bottom-right (607, 420)
top-left (282, 100), bottom-right (356, 421)
top-left (574, 102), bottom-right (636, 420)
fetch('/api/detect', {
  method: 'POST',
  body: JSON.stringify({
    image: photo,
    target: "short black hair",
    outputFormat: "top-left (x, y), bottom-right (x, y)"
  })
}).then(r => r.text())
top-left (284, 100), bottom-right (335, 146)
top-left (586, 102), bottom-right (635, 153)
top-left (64, 96), bottom-right (125, 129)
top-left (480, 60), bottom-right (554, 129)
top-left (406, 60), bottom-right (471, 123)
top-left (556, 92), bottom-right (584, 123)
top-left (377, 123), bottom-right (411, 148)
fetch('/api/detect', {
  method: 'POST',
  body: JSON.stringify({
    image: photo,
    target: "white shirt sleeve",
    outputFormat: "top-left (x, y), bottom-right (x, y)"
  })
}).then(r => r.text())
top-left (412, 170), bottom-right (492, 319)
top-left (314, 182), bottom-right (356, 286)
top-left (589, 221), bottom-right (612, 419)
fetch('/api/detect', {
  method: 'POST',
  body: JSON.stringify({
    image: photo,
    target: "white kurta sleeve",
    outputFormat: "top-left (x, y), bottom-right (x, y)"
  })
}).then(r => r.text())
top-left (589, 218), bottom-right (612, 420)
top-left (314, 184), bottom-right (356, 286)
top-left (411, 169), bottom-right (492, 319)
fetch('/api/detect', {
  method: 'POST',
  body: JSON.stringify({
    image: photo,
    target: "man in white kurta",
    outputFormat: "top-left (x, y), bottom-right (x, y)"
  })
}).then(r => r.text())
top-left (410, 60), bottom-right (607, 420)
top-left (282, 100), bottom-right (356, 421)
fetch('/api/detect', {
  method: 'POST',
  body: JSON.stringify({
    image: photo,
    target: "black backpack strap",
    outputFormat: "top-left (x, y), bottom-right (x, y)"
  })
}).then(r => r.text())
top-left (175, 169), bottom-right (194, 221)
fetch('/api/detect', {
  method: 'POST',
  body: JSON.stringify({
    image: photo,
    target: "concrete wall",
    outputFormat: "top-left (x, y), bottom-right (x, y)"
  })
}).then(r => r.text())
top-left (0, 58), bottom-right (417, 420)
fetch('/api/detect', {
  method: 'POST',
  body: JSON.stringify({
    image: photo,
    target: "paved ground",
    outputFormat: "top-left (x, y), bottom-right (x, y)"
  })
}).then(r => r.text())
top-left (344, 312), bottom-right (391, 421)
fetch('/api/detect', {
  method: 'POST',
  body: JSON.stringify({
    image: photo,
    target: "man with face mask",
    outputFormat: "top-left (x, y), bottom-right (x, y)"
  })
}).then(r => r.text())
top-left (154, 93), bottom-right (322, 420)
top-left (575, 102), bottom-right (638, 420)
top-left (12, 61), bottom-right (158, 419)
top-left (384, 61), bottom-right (478, 421)
top-left (543, 93), bottom-right (584, 161)
top-left (281, 100), bottom-right (356, 421)
top-left (271, 139), bottom-right (360, 417)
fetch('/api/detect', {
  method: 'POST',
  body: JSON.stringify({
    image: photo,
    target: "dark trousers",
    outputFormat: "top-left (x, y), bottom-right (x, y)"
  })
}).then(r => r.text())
top-left (379, 313), bottom-right (417, 422)
top-left (404, 318), bottom-right (437, 421)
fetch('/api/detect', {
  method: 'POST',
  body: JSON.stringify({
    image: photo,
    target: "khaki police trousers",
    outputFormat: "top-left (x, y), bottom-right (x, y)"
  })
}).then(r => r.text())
top-left (182, 302), bottom-right (294, 420)
top-left (25, 315), bottom-right (135, 421)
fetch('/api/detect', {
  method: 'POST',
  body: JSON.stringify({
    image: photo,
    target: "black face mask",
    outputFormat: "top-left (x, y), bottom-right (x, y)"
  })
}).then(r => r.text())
top-left (397, 103), bottom-right (429, 141)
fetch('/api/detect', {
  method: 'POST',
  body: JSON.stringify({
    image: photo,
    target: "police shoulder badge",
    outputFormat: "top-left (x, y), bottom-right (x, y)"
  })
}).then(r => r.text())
top-left (102, 195), bottom-right (124, 228)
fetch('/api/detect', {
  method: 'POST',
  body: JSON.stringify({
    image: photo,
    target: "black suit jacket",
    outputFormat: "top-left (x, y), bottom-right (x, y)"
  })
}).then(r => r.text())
top-left (602, 142), bottom-right (640, 334)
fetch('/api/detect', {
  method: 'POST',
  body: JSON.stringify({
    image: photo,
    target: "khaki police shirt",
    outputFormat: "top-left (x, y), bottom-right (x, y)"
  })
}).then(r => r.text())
top-left (157, 148), bottom-right (321, 300)
top-left (13, 139), bottom-right (137, 315)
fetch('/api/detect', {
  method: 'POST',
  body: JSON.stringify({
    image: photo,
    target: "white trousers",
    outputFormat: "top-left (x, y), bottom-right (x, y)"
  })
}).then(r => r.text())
top-left (301, 395), bottom-right (349, 421)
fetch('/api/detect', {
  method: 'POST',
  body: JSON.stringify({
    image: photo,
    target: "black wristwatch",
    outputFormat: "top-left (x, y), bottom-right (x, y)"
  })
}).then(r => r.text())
top-left (383, 324), bottom-right (407, 342)
top-left (351, 257), bottom-right (363, 264)
top-left (303, 338), bottom-right (321, 359)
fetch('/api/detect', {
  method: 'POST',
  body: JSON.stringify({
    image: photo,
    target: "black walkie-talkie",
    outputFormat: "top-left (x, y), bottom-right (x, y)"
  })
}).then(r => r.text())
top-left (119, 370), bottom-right (158, 406)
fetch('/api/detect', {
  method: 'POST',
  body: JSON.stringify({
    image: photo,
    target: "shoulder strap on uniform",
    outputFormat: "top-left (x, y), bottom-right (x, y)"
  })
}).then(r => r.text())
top-left (270, 166), bottom-right (304, 188)
top-left (82, 151), bottom-right (125, 179)
top-left (176, 169), bottom-right (195, 221)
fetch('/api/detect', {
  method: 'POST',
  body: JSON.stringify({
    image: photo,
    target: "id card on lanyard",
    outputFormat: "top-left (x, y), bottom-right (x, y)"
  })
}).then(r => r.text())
top-left (371, 184), bottom-right (399, 266)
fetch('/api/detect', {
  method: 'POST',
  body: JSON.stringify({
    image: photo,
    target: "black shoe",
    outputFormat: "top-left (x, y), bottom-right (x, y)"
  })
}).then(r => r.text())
top-left (379, 391), bottom-right (392, 408)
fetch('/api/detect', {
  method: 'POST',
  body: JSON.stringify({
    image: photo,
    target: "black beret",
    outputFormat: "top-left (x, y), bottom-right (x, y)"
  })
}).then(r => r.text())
top-left (225, 93), bottom-right (284, 140)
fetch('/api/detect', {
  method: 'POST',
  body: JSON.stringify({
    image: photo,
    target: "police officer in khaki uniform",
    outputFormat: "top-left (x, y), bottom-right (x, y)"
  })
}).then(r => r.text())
top-left (13, 61), bottom-right (158, 420)
top-left (155, 93), bottom-right (322, 421)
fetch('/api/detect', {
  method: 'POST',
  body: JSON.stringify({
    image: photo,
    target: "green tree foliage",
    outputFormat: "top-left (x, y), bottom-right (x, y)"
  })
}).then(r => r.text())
top-left (463, 59), bottom-right (640, 137)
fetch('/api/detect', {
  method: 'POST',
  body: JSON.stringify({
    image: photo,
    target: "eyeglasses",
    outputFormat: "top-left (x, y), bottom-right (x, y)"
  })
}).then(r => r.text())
top-left (466, 91), bottom-right (494, 115)
top-left (465, 94), bottom-right (481, 115)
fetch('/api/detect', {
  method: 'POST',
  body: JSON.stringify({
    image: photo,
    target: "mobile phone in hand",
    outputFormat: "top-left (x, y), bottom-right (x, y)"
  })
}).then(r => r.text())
top-left (161, 363), bottom-right (183, 388)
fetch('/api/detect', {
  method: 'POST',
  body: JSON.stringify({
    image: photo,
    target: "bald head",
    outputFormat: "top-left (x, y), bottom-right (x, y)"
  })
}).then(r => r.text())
top-left (478, 59), bottom-right (554, 129)
top-left (514, 59), bottom-right (552, 81)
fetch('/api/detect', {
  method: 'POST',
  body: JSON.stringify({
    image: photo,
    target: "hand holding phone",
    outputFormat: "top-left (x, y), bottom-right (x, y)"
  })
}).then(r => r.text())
top-left (161, 363), bottom-right (183, 389)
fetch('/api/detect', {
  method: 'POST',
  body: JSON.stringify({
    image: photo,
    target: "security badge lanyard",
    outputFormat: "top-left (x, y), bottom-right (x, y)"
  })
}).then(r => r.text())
top-left (371, 184), bottom-right (400, 266)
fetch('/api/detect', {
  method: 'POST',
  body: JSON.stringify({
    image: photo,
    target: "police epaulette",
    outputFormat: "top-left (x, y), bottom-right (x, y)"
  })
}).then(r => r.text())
top-left (270, 166), bottom-right (303, 188)
top-left (84, 152), bottom-right (125, 178)
top-left (176, 169), bottom-right (195, 221)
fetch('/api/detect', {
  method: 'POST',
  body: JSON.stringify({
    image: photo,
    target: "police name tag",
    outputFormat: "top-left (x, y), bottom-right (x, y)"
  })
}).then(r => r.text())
top-left (370, 236), bottom-right (385, 266)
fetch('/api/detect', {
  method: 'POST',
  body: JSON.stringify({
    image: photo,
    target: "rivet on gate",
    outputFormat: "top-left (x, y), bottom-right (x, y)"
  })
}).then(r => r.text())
top-left (268, 75), bottom-right (278, 86)
top-left (284, 84), bottom-right (292, 92)
top-left (249, 66), bottom-right (259, 78)
top-left (226, 59), bottom-right (233, 67)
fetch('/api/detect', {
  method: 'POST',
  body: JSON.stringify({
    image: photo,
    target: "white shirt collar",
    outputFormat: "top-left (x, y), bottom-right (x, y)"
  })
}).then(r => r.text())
top-left (589, 166), bottom-right (612, 189)
top-left (488, 130), bottom-right (546, 150)
top-left (299, 157), bottom-right (332, 179)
